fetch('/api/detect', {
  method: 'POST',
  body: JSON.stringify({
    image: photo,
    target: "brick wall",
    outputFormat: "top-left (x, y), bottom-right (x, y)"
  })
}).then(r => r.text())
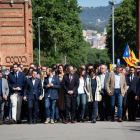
top-left (0, 0), bottom-right (33, 68)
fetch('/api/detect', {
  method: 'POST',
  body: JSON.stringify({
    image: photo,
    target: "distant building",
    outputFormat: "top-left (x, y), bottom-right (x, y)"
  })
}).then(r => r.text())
top-left (83, 28), bottom-right (107, 50)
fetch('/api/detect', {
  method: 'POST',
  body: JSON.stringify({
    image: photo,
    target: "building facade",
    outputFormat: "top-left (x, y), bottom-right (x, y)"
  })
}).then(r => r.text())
top-left (0, 0), bottom-right (33, 68)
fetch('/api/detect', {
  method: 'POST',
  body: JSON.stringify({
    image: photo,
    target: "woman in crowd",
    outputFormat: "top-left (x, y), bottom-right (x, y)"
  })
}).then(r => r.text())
top-left (56, 64), bottom-right (65, 123)
top-left (39, 71), bottom-right (46, 123)
top-left (85, 68), bottom-right (101, 123)
top-left (76, 67), bottom-right (87, 122)
top-left (26, 67), bottom-right (34, 79)
top-left (23, 68), bottom-right (29, 76)
top-left (4, 72), bottom-right (11, 120)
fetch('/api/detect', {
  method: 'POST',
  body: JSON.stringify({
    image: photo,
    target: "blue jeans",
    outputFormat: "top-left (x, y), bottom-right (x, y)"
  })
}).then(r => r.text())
top-left (45, 98), bottom-right (56, 120)
top-left (55, 107), bottom-right (59, 119)
top-left (110, 90), bottom-right (123, 119)
top-left (77, 93), bottom-right (86, 118)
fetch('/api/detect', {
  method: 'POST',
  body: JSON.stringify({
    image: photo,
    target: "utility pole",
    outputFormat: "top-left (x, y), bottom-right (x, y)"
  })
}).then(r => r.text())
top-left (38, 17), bottom-right (43, 66)
top-left (109, 0), bottom-right (116, 64)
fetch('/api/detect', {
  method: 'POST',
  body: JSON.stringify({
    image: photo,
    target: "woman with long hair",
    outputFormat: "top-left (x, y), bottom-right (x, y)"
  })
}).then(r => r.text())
top-left (56, 64), bottom-right (65, 123)
top-left (39, 71), bottom-right (46, 123)
top-left (26, 67), bottom-right (34, 79)
top-left (85, 68), bottom-right (101, 123)
top-left (76, 67), bottom-right (87, 122)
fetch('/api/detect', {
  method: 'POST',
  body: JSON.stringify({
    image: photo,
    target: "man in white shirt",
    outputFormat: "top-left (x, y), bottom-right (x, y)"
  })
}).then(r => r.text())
top-left (8, 63), bottom-right (26, 124)
top-left (98, 64), bottom-right (109, 121)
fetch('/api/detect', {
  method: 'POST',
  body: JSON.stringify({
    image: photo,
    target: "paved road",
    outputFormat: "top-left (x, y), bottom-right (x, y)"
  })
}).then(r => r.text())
top-left (0, 120), bottom-right (140, 140)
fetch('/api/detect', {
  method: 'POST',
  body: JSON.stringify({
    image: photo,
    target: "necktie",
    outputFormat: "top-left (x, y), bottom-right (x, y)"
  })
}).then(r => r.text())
top-left (70, 75), bottom-right (72, 83)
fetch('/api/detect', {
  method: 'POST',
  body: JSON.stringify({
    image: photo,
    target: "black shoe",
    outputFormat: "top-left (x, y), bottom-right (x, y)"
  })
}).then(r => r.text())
top-left (105, 117), bottom-right (109, 121)
top-left (28, 121), bottom-right (32, 124)
top-left (123, 116), bottom-right (127, 121)
top-left (86, 116), bottom-right (89, 121)
top-left (132, 118), bottom-right (136, 121)
top-left (54, 118), bottom-right (60, 123)
top-left (100, 118), bottom-right (104, 121)
top-left (81, 117), bottom-right (84, 122)
top-left (91, 119), bottom-right (96, 123)
top-left (17, 120), bottom-right (21, 124)
top-left (77, 119), bottom-right (80, 122)
top-left (33, 121), bottom-right (37, 124)
top-left (128, 117), bottom-right (132, 121)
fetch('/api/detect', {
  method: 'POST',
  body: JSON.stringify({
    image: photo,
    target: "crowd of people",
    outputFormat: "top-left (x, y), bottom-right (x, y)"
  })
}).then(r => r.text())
top-left (0, 62), bottom-right (140, 125)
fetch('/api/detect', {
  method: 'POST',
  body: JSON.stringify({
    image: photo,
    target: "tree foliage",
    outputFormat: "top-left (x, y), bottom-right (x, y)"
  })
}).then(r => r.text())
top-left (32, 0), bottom-right (90, 67)
top-left (82, 23), bottom-right (104, 33)
top-left (87, 48), bottom-right (110, 65)
top-left (106, 0), bottom-right (136, 64)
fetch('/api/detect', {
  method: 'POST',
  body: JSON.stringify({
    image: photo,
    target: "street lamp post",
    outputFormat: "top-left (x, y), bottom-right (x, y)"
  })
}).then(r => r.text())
top-left (38, 17), bottom-right (43, 66)
top-left (109, 0), bottom-right (116, 64)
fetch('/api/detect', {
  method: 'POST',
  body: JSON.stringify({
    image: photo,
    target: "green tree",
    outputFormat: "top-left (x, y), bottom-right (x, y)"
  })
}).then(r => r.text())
top-left (32, 0), bottom-right (90, 67)
top-left (87, 48), bottom-right (110, 65)
top-left (106, 0), bottom-right (136, 64)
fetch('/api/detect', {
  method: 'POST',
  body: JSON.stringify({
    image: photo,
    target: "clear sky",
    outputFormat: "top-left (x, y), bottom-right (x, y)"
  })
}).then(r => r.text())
top-left (77, 0), bottom-right (123, 7)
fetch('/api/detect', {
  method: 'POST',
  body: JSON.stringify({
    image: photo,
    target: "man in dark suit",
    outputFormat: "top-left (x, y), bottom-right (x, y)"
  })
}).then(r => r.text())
top-left (8, 63), bottom-right (26, 124)
top-left (43, 69), bottom-right (60, 124)
top-left (62, 65), bottom-right (79, 124)
top-left (23, 70), bottom-right (42, 124)
top-left (127, 66), bottom-right (139, 121)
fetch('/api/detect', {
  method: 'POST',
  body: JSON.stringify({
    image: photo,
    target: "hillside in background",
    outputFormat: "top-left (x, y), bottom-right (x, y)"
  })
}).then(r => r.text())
top-left (82, 23), bottom-right (104, 33)
top-left (79, 4), bottom-right (120, 28)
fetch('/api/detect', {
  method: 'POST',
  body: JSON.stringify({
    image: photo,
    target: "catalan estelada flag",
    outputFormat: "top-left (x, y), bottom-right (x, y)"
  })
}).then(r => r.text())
top-left (123, 44), bottom-right (139, 67)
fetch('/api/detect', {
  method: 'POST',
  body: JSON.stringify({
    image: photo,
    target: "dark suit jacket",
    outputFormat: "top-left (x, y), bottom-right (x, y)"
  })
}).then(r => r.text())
top-left (24, 78), bottom-right (42, 100)
top-left (127, 74), bottom-right (139, 95)
top-left (8, 71), bottom-right (26, 95)
top-left (44, 75), bottom-right (60, 100)
top-left (62, 73), bottom-right (79, 97)
top-left (125, 75), bottom-right (129, 86)
top-left (136, 79), bottom-right (140, 96)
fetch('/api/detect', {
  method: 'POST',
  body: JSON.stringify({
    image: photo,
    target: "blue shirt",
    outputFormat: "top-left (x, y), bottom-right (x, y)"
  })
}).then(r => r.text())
top-left (48, 75), bottom-right (53, 97)
top-left (115, 73), bottom-right (120, 89)
top-left (0, 79), bottom-right (2, 95)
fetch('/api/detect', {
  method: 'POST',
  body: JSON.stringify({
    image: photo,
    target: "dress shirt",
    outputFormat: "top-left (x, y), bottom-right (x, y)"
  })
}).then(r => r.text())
top-left (32, 78), bottom-right (36, 94)
top-left (100, 72), bottom-right (106, 89)
top-left (129, 74), bottom-right (134, 82)
top-left (68, 74), bottom-right (73, 93)
top-left (69, 74), bottom-right (73, 80)
top-left (115, 73), bottom-right (120, 89)
top-left (14, 71), bottom-right (19, 78)
top-left (14, 71), bottom-right (19, 93)
top-left (32, 78), bottom-right (36, 86)
top-left (48, 75), bottom-right (53, 97)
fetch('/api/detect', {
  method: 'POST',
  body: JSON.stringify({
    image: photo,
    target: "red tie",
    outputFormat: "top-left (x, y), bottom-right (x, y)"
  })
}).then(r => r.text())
top-left (70, 75), bottom-right (72, 83)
